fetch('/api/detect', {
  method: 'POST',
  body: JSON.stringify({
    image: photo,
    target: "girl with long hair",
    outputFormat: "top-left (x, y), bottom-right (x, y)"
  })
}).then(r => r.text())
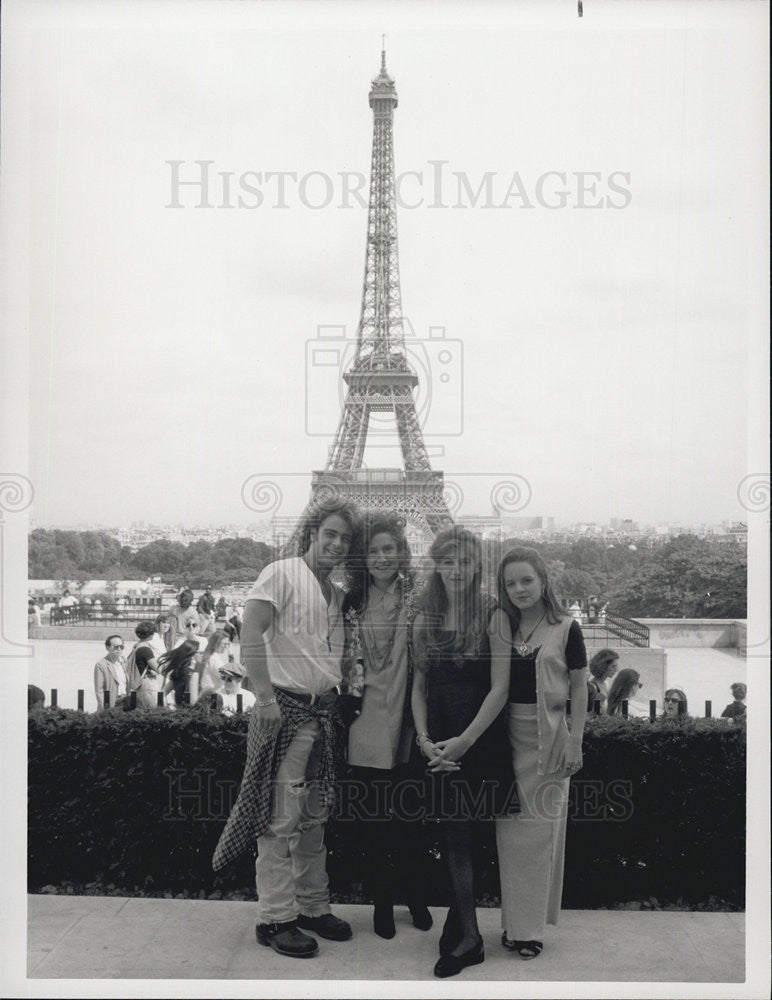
top-left (492, 546), bottom-right (588, 961)
top-left (411, 525), bottom-right (514, 979)
top-left (159, 638), bottom-right (200, 707)
top-left (340, 512), bottom-right (431, 940)
top-left (606, 668), bottom-right (642, 717)
top-left (198, 630), bottom-right (234, 692)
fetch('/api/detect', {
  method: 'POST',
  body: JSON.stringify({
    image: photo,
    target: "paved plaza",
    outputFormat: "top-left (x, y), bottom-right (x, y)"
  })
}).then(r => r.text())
top-left (28, 895), bottom-right (744, 984)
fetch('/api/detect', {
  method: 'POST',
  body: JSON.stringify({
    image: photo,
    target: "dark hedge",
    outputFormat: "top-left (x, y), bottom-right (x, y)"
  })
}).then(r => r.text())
top-left (28, 708), bottom-right (745, 908)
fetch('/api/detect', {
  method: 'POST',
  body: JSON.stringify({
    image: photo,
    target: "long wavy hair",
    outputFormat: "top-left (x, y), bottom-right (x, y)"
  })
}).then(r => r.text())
top-left (294, 497), bottom-right (363, 591)
top-left (606, 668), bottom-right (641, 716)
top-left (496, 546), bottom-right (566, 631)
top-left (342, 511), bottom-right (414, 615)
top-left (159, 639), bottom-right (199, 686)
top-left (199, 630), bottom-right (230, 672)
top-left (420, 525), bottom-right (489, 657)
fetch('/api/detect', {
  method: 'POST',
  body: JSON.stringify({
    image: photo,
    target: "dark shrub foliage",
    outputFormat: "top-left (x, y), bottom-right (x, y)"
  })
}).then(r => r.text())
top-left (29, 710), bottom-right (745, 907)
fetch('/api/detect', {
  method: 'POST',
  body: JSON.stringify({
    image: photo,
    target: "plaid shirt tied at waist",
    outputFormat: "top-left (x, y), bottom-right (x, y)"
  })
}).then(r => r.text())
top-left (212, 688), bottom-right (342, 871)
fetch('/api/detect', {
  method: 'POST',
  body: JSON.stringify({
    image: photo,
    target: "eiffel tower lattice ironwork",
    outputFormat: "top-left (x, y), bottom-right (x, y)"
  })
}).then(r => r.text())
top-left (299, 48), bottom-right (452, 538)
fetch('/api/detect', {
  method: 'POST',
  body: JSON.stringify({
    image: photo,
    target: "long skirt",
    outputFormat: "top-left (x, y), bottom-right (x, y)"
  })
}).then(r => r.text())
top-left (495, 703), bottom-right (569, 941)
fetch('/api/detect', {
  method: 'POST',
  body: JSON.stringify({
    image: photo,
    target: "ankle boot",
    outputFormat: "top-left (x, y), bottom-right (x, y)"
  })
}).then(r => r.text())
top-left (373, 902), bottom-right (396, 939)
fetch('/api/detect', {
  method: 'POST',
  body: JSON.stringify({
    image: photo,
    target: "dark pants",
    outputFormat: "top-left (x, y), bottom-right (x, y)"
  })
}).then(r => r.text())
top-left (345, 763), bottom-right (429, 907)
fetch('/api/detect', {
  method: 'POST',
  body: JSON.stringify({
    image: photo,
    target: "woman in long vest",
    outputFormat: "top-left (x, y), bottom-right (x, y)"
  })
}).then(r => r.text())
top-left (491, 547), bottom-right (588, 961)
top-left (340, 512), bottom-right (431, 940)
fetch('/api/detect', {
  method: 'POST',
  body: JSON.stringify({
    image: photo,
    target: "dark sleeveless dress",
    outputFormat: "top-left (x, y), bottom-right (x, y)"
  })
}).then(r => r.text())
top-left (424, 627), bottom-right (518, 821)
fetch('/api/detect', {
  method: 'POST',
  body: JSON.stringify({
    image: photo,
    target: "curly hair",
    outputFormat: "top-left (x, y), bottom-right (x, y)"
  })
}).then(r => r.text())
top-left (342, 511), bottom-right (414, 614)
top-left (296, 497), bottom-right (362, 556)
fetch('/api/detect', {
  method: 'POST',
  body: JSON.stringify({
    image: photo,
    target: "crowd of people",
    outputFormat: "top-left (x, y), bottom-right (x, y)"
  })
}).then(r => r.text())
top-left (33, 501), bottom-right (747, 977)
top-left (89, 603), bottom-right (250, 712)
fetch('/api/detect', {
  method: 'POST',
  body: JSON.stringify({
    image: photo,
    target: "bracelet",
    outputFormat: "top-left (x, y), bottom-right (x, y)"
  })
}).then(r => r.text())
top-left (415, 731), bottom-right (431, 747)
top-left (256, 696), bottom-right (277, 708)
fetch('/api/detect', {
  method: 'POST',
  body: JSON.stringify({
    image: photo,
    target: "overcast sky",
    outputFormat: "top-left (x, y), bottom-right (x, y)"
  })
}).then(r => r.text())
top-left (6, 0), bottom-right (768, 527)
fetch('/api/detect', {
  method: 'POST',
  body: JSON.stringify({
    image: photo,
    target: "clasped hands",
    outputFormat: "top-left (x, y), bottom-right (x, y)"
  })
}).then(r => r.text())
top-left (422, 734), bottom-right (473, 772)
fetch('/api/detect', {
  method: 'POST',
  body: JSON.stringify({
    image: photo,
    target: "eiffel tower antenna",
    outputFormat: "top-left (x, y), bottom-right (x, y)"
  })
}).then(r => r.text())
top-left (291, 48), bottom-right (452, 546)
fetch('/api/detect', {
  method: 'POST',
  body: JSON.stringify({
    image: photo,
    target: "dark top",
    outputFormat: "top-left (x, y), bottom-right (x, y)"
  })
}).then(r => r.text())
top-left (508, 620), bottom-right (587, 704)
top-left (135, 643), bottom-right (155, 676)
top-left (720, 701), bottom-right (746, 719)
top-left (424, 615), bottom-right (518, 819)
top-left (197, 593), bottom-right (215, 614)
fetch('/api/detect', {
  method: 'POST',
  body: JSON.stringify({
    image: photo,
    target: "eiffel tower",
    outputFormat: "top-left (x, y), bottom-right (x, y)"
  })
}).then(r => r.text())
top-left (295, 48), bottom-right (452, 544)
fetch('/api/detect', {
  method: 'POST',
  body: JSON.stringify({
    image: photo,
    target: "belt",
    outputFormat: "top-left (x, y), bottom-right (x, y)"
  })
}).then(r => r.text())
top-left (275, 687), bottom-right (333, 707)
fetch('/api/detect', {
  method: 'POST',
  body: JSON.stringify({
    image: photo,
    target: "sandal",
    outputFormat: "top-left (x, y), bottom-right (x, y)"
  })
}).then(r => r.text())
top-left (501, 934), bottom-right (543, 959)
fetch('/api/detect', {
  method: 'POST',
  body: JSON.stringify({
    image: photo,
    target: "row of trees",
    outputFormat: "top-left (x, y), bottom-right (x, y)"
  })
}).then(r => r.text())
top-left (28, 528), bottom-right (747, 618)
top-left (480, 534), bottom-right (746, 618)
top-left (28, 530), bottom-right (275, 590)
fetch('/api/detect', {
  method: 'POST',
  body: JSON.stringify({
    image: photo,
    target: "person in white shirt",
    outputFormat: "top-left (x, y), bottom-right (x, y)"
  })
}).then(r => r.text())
top-left (213, 499), bottom-right (362, 960)
top-left (217, 661), bottom-right (256, 714)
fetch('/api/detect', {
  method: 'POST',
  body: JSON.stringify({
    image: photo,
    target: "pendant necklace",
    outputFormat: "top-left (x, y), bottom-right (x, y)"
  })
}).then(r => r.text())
top-left (515, 610), bottom-right (547, 657)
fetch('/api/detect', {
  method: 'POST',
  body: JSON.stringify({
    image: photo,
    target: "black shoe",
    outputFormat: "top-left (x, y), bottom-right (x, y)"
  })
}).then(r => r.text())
top-left (255, 920), bottom-right (319, 958)
top-left (373, 903), bottom-right (396, 939)
top-left (439, 908), bottom-right (462, 957)
top-left (297, 912), bottom-right (353, 941)
top-left (408, 901), bottom-right (433, 931)
top-left (433, 934), bottom-right (484, 978)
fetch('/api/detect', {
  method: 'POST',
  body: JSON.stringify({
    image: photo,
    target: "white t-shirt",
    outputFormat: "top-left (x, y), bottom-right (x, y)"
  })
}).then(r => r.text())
top-left (246, 557), bottom-right (344, 696)
top-left (221, 688), bottom-right (256, 715)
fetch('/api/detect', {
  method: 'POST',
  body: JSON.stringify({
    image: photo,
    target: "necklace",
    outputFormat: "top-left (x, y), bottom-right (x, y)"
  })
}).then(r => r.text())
top-left (515, 611), bottom-right (547, 657)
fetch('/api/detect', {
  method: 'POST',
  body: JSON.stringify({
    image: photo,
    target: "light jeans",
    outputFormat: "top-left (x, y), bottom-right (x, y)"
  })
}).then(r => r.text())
top-left (255, 720), bottom-right (331, 925)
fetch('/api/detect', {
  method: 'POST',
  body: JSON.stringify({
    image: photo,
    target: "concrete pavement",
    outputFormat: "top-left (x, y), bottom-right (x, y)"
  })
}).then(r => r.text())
top-left (27, 894), bottom-right (744, 983)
